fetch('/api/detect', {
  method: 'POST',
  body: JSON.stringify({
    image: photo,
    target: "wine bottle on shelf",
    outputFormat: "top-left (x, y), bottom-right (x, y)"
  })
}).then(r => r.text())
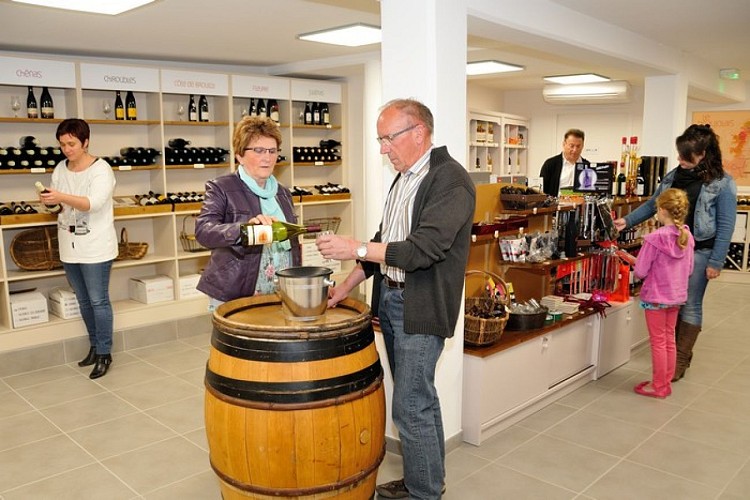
top-left (304, 102), bottom-right (312, 125)
top-left (257, 98), bottom-right (267, 117)
top-left (26, 86), bottom-right (38, 119)
top-left (320, 102), bottom-right (330, 126)
top-left (125, 91), bottom-right (137, 120)
top-left (269, 99), bottom-right (280, 124)
top-left (249, 98), bottom-right (257, 117)
top-left (240, 220), bottom-right (322, 246)
top-left (114, 91), bottom-right (125, 120)
top-left (168, 138), bottom-right (190, 149)
top-left (198, 95), bottom-right (209, 122)
top-left (188, 94), bottom-right (198, 122)
top-left (19, 136), bottom-right (39, 148)
top-left (11, 202), bottom-right (26, 214)
top-left (312, 101), bottom-right (321, 125)
top-left (40, 87), bottom-right (54, 119)
top-left (617, 169), bottom-right (627, 197)
top-left (34, 181), bottom-right (63, 214)
top-left (635, 172), bottom-right (645, 196)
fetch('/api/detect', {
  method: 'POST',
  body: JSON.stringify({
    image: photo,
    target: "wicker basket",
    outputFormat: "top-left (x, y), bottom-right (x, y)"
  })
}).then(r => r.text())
top-left (10, 226), bottom-right (63, 271)
top-left (464, 270), bottom-right (509, 346)
top-left (116, 227), bottom-right (149, 261)
top-left (302, 216), bottom-right (342, 239)
top-left (179, 214), bottom-right (207, 252)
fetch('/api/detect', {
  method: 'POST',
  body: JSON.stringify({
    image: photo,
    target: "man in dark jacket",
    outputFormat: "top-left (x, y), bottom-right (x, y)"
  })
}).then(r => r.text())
top-left (316, 98), bottom-right (475, 500)
top-left (540, 128), bottom-right (588, 196)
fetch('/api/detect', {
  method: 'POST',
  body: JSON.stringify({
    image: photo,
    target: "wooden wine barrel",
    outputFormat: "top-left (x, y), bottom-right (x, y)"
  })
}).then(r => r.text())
top-left (205, 295), bottom-right (386, 500)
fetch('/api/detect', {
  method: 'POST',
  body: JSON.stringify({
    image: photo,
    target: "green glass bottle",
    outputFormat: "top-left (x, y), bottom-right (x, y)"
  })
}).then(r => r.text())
top-left (240, 220), bottom-right (321, 246)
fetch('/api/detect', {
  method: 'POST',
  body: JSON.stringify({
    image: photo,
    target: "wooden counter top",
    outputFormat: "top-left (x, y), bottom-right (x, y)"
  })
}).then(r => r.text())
top-left (463, 307), bottom-right (599, 358)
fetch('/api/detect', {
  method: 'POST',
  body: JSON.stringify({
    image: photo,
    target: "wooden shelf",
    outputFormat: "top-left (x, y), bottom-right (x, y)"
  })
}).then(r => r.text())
top-left (163, 120), bottom-right (229, 127)
top-left (497, 253), bottom-right (589, 273)
top-left (0, 117), bottom-right (63, 124)
top-left (293, 161), bottom-right (342, 167)
top-left (165, 163), bottom-right (229, 170)
top-left (86, 118), bottom-right (161, 125)
top-left (494, 204), bottom-right (572, 217)
top-left (292, 124), bottom-right (341, 130)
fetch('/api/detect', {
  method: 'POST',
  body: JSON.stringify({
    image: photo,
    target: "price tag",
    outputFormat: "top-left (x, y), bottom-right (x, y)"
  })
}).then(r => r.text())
top-left (325, 124), bottom-right (332, 129)
top-left (314, 161), bottom-right (324, 166)
top-left (30, 168), bottom-right (46, 174)
top-left (118, 165), bottom-right (132, 171)
top-left (194, 163), bottom-right (205, 169)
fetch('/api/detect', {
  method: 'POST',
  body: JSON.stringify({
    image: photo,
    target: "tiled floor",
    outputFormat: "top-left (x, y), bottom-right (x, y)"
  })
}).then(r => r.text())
top-left (1, 282), bottom-right (749, 499)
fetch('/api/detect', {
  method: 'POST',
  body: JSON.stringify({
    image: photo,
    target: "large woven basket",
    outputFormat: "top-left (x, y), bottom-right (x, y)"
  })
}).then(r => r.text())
top-left (116, 227), bottom-right (149, 261)
top-left (10, 226), bottom-right (63, 271)
top-left (179, 214), bottom-right (207, 252)
top-left (464, 270), bottom-right (509, 347)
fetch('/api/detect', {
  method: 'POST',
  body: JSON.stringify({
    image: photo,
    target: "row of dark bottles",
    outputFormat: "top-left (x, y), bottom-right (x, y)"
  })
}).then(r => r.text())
top-left (617, 226), bottom-right (640, 244)
top-left (0, 201), bottom-right (40, 216)
top-left (246, 98), bottom-right (280, 124)
top-left (314, 182), bottom-right (349, 194)
top-left (724, 242), bottom-right (745, 270)
top-left (292, 146), bottom-right (341, 163)
top-left (0, 137), bottom-right (64, 169)
top-left (187, 94), bottom-right (210, 122)
top-left (302, 101), bottom-right (330, 126)
top-left (25, 87), bottom-right (54, 119)
top-left (101, 147), bottom-right (161, 167)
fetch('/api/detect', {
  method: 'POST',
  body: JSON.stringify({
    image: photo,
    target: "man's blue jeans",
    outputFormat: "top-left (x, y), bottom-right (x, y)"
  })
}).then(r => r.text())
top-left (63, 261), bottom-right (114, 355)
top-left (379, 284), bottom-right (446, 500)
top-left (680, 248), bottom-right (711, 327)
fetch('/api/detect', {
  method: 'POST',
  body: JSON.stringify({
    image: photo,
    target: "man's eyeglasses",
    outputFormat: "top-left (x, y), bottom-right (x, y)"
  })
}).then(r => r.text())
top-left (245, 147), bottom-right (279, 155)
top-left (376, 124), bottom-right (418, 146)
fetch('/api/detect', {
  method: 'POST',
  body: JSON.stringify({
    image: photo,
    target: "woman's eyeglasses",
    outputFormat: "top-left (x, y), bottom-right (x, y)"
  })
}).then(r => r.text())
top-left (245, 147), bottom-right (279, 155)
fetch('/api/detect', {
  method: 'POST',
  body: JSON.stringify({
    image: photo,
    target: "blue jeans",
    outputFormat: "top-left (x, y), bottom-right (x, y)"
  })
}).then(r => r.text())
top-left (63, 261), bottom-right (114, 355)
top-left (680, 248), bottom-right (711, 327)
top-left (379, 284), bottom-right (445, 500)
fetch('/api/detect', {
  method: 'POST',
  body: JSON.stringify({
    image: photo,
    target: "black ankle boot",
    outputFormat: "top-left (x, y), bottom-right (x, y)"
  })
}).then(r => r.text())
top-left (89, 354), bottom-right (112, 379)
top-left (78, 347), bottom-right (97, 367)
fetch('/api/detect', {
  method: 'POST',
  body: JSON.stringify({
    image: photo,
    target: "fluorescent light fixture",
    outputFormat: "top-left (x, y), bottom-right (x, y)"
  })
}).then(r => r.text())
top-left (544, 73), bottom-right (610, 85)
top-left (719, 68), bottom-right (741, 80)
top-left (542, 81), bottom-right (631, 104)
top-left (12, 0), bottom-right (155, 15)
top-left (297, 23), bottom-right (381, 47)
top-left (467, 60), bottom-right (524, 76)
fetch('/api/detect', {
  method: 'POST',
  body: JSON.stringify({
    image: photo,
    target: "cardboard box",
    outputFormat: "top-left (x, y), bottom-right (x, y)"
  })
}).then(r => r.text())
top-left (301, 241), bottom-right (341, 273)
top-left (128, 275), bottom-right (174, 304)
top-left (10, 291), bottom-right (49, 328)
top-left (48, 287), bottom-right (81, 319)
top-left (179, 274), bottom-right (205, 299)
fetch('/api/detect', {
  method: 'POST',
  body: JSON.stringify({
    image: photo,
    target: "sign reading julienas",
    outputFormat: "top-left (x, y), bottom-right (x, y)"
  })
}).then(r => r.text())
top-left (231, 75), bottom-right (289, 100)
top-left (291, 79), bottom-right (342, 104)
top-left (79, 63), bottom-right (159, 92)
top-left (0, 56), bottom-right (75, 88)
top-left (160, 69), bottom-right (228, 96)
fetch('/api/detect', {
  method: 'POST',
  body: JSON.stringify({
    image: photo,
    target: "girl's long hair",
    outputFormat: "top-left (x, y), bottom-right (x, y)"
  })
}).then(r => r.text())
top-left (657, 188), bottom-right (691, 249)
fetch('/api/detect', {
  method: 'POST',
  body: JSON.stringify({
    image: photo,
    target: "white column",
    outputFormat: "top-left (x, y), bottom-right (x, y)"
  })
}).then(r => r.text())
top-left (642, 75), bottom-right (689, 170)
top-left (378, 0), bottom-right (468, 444)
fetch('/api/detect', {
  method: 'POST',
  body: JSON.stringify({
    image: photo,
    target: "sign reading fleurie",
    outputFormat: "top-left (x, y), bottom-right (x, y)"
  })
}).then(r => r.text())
top-left (231, 75), bottom-right (289, 100)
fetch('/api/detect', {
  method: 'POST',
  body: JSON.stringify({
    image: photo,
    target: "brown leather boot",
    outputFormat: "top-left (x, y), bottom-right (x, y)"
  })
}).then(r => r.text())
top-left (672, 320), bottom-right (701, 381)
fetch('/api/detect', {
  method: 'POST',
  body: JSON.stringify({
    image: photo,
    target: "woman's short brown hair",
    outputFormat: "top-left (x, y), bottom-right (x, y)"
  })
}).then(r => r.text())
top-left (233, 116), bottom-right (282, 156)
top-left (56, 118), bottom-right (91, 145)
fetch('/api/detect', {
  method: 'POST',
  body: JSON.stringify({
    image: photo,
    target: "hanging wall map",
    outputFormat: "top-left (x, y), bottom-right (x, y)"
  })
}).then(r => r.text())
top-left (692, 110), bottom-right (750, 187)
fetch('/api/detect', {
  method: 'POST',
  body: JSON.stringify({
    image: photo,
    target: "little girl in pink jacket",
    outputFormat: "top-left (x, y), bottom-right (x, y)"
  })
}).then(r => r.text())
top-left (632, 188), bottom-right (695, 398)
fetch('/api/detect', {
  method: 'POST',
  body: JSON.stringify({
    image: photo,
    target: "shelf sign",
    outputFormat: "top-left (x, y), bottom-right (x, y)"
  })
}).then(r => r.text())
top-left (0, 56), bottom-right (75, 88)
top-left (291, 80), bottom-right (341, 103)
top-left (231, 75), bottom-right (289, 99)
top-left (80, 63), bottom-right (159, 92)
top-left (161, 69), bottom-right (228, 96)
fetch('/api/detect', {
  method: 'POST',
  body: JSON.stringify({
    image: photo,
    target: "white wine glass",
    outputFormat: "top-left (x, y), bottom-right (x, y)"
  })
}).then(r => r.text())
top-left (10, 96), bottom-right (21, 118)
top-left (102, 99), bottom-right (112, 119)
top-left (177, 103), bottom-right (185, 121)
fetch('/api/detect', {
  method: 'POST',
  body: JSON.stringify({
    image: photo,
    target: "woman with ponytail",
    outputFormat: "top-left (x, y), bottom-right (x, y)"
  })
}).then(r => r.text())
top-left (615, 124), bottom-right (737, 382)
top-left (630, 189), bottom-right (694, 397)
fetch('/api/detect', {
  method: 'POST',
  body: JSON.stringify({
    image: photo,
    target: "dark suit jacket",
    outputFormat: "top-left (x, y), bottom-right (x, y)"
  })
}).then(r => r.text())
top-left (539, 153), bottom-right (589, 196)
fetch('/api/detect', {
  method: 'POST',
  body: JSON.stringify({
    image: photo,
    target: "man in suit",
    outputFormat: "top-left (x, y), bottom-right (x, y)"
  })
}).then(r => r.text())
top-left (540, 128), bottom-right (588, 196)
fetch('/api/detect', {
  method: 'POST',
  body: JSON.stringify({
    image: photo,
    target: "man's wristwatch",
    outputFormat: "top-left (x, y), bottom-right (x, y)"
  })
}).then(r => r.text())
top-left (356, 242), bottom-right (368, 260)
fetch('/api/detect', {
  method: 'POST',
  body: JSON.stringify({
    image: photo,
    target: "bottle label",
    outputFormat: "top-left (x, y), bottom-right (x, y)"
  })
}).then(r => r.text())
top-left (28, 108), bottom-right (38, 119)
top-left (243, 224), bottom-right (273, 245)
top-left (127, 108), bottom-right (137, 119)
top-left (115, 108), bottom-right (125, 119)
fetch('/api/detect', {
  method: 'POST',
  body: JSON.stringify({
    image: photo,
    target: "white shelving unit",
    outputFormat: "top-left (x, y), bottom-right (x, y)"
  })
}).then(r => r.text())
top-left (0, 56), bottom-right (352, 352)
top-left (468, 110), bottom-right (529, 179)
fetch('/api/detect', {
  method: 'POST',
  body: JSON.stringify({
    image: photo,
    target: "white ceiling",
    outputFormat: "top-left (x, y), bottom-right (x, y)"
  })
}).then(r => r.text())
top-left (0, 0), bottom-right (748, 94)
